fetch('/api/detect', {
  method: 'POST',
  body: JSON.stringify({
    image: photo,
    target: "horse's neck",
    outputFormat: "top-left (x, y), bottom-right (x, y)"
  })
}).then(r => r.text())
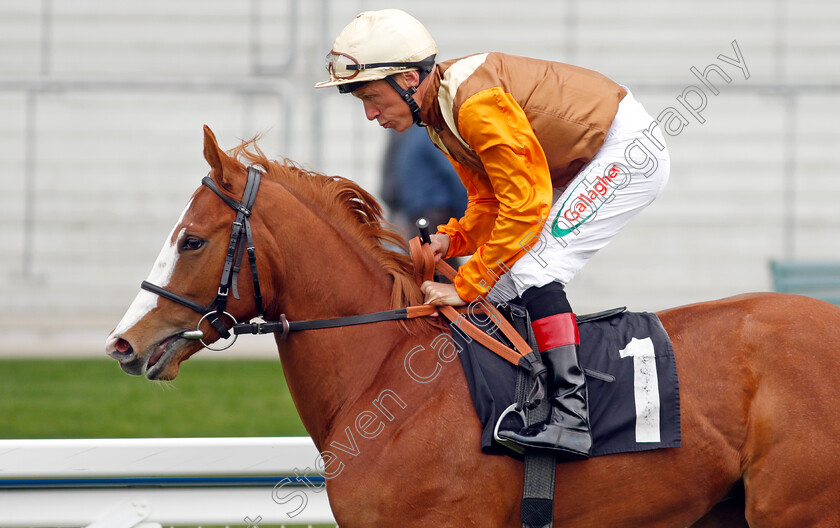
top-left (267, 219), bottom-right (420, 447)
top-left (279, 321), bottom-right (420, 448)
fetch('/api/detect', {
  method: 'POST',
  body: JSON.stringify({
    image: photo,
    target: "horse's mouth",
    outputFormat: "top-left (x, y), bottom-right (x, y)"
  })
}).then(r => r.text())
top-left (144, 334), bottom-right (186, 380)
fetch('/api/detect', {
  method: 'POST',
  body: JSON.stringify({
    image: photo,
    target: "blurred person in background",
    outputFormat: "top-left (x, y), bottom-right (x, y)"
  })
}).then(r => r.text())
top-left (316, 9), bottom-right (669, 459)
top-left (380, 125), bottom-right (467, 244)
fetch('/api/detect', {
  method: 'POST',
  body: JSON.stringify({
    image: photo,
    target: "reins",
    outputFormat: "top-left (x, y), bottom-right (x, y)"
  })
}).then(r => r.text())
top-left (231, 238), bottom-right (531, 365)
top-left (406, 237), bottom-right (532, 365)
top-left (141, 166), bottom-right (531, 364)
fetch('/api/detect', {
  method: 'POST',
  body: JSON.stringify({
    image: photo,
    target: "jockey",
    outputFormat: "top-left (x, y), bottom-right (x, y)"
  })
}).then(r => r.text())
top-left (316, 9), bottom-right (670, 458)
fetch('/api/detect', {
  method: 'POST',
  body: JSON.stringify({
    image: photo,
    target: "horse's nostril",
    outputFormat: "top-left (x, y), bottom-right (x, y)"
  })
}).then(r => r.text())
top-left (115, 338), bottom-right (133, 354)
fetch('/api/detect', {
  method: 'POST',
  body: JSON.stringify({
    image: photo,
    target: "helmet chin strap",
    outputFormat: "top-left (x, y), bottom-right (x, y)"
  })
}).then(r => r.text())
top-left (385, 76), bottom-right (424, 126)
top-left (385, 59), bottom-right (435, 127)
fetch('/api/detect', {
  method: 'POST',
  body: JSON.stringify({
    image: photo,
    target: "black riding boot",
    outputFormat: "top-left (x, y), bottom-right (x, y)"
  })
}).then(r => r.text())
top-left (499, 343), bottom-right (592, 458)
top-left (498, 283), bottom-right (592, 458)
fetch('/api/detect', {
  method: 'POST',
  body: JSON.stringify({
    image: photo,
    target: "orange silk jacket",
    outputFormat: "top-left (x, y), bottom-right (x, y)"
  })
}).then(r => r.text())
top-left (418, 52), bottom-right (626, 301)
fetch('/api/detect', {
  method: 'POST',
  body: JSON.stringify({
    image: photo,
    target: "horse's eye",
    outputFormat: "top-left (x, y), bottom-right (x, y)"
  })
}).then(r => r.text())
top-left (181, 236), bottom-right (205, 251)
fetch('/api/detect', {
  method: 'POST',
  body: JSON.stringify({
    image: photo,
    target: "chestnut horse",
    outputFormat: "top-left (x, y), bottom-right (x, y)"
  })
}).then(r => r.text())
top-left (106, 126), bottom-right (840, 527)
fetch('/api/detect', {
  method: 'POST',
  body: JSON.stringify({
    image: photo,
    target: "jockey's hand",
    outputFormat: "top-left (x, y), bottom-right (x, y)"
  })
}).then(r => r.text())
top-left (421, 281), bottom-right (466, 307)
top-left (428, 233), bottom-right (451, 262)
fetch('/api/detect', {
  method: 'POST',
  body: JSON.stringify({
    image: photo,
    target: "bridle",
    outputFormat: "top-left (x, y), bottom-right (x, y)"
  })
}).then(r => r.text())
top-left (139, 166), bottom-right (534, 364)
top-left (139, 166), bottom-right (437, 351)
top-left (140, 167), bottom-right (265, 350)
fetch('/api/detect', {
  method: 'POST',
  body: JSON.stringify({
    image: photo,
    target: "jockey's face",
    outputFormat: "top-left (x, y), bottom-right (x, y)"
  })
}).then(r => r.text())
top-left (352, 73), bottom-right (418, 133)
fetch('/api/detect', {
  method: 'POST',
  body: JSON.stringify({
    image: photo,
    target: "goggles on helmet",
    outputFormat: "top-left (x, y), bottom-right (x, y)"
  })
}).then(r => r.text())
top-left (324, 51), bottom-right (362, 80)
top-left (324, 51), bottom-right (436, 83)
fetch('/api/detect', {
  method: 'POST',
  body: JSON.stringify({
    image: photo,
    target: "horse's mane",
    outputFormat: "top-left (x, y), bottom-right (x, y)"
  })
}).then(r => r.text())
top-left (229, 138), bottom-right (441, 334)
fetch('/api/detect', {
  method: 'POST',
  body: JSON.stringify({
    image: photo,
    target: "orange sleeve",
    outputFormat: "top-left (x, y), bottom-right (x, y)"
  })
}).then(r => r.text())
top-left (447, 87), bottom-right (553, 302)
top-left (437, 157), bottom-right (499, 258)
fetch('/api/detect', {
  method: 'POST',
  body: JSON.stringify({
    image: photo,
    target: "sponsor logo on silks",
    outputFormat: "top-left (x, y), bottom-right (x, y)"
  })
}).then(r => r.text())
top-left (551, 163), bottom-right (630, 238)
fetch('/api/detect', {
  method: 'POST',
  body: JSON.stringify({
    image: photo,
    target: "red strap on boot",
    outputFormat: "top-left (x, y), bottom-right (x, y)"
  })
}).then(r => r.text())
top-left (531, 312), bottom-right (579, 352)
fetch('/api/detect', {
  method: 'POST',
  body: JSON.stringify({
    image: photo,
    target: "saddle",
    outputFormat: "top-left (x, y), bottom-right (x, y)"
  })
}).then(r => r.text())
top-left (453, 301), bottom-right (681, 458)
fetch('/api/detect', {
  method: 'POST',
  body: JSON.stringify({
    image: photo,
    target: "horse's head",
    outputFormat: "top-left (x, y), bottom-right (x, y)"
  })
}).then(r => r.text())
top-left (107, 125), bottom-right (433, 381)
top-left (105, 126), bottom-right (272, 380)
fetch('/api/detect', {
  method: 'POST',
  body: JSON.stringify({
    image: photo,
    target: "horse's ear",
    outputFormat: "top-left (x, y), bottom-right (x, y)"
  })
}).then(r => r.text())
top-left (202, 125), bottom-right (240, 193)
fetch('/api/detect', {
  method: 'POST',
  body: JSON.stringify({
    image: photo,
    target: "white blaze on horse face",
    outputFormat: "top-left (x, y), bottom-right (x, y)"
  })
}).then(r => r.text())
top-left (111, 201), bottom-right (192, 337)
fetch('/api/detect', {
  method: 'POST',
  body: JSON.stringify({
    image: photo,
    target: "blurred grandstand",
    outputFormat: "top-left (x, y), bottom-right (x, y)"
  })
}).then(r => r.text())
top-left (1, 0), bottom-right (837, 354)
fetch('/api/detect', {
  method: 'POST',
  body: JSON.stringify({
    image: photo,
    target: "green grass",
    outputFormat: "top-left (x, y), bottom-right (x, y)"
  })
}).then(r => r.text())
top-left (0, 358), bottom-right (307, 438)
top-left (0, 359), bottom-right (335, 526)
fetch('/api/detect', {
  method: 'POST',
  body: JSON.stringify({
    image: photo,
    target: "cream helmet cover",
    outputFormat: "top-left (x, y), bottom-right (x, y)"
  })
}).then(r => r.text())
top-left (315, 9), bottom-right (437, 92)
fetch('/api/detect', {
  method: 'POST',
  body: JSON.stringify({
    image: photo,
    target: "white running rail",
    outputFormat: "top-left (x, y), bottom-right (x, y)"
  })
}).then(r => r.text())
top-left (0, 437), bottom-right (335, 527)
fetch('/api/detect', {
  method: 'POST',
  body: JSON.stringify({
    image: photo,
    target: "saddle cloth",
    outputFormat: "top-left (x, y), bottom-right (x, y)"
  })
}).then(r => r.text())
top-left (451, 303), bottom-right (681, 458)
